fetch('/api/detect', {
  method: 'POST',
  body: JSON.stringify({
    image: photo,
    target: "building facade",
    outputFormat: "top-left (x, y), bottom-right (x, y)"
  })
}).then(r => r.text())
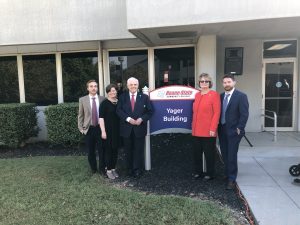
top-left (1, 0), bottom-right (300, 140)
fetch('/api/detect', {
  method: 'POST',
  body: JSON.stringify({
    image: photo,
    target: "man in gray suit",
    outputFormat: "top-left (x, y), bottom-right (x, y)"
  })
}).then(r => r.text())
top-left (78, 80), bottom-right (105, 175)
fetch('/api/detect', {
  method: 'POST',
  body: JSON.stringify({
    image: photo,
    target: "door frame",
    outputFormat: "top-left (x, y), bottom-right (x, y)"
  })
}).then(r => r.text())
top-left (262, 57), bottom-right (298, 131)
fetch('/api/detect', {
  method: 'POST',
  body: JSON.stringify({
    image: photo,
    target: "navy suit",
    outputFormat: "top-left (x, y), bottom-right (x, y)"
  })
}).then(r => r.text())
top-left (116, 91), bottom-right (153, 174)
top-left (218, 89), bottom-right (249, 182)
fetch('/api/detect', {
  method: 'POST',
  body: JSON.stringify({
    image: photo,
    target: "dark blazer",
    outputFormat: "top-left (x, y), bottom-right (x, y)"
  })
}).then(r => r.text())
top-left (116, 91), bottom-right (153, 138)
top-left (219, 89), bottom-right (249, 137)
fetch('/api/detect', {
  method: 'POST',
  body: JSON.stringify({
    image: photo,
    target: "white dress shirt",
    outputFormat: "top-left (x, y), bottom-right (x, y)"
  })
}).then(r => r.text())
top-left (126, 92), bottom-right (138, 122)
top-left (225, 88), bottom-right (235, 103)
top-left (129, 92), bottom-right (137, 101)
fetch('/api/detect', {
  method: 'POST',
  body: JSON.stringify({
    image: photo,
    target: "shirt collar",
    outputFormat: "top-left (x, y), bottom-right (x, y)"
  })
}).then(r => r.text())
top-left (89, 94), bottom-right (98, 99)
top-left (129, 92), bottom-right (137, 96)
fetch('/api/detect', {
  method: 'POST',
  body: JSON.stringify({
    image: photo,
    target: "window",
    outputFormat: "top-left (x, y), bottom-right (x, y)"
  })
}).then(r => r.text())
top-left (62, 52), bottom-right (98, 102)
top-left (109, 50), bottom-right (148, 93)
top-left (154, 47), bottom-right (195, 88)
top-left (23, 54), bottom-right (57, 106)
top-left (0, 56), bottom-right (19, 103)
top-left (264, 40), bottom-right (297, 58)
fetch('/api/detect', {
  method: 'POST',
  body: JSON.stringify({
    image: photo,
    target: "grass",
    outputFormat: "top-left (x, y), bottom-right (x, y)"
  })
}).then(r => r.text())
top-left (0, 156), bottom-right (235, 225)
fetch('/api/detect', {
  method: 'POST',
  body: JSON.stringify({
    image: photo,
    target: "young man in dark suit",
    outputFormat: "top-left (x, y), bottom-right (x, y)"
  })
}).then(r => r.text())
top-left (218, 74), bottom-right (249, 190)
top-left (78, 80), bottom-right (105, 175)
top-left (116, 77), bottom-right (153, 178)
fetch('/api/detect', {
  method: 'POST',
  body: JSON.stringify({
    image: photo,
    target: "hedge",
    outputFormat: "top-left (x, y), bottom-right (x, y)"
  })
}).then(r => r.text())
top-left (45, 103), bottom-right (83, 146)
top-left (0, 103), bottom-right (38, 148)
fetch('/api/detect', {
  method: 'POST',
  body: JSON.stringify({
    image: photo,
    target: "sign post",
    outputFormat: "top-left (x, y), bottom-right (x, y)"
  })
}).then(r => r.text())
top-left (142, 86), bottom-right (151, 170)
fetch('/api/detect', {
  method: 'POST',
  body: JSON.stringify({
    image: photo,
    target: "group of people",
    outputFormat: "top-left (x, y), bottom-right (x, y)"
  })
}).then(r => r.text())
top-left (192, 73), bottom-right (249, 190)
top-left (77, 73), bottom-right (249, 190)
top-left (78, 77), bottom-right (152, 180)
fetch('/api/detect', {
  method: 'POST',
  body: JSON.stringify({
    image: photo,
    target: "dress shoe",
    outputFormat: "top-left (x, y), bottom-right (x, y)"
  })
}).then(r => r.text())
top-left (192, 173), bottom-right (204, 179)
top-left (226, 181), bottom-right (236, 190)
top-left (203, 176), bottom-right (214, 181)
top-left (91, 169), bottom-right (97, 174)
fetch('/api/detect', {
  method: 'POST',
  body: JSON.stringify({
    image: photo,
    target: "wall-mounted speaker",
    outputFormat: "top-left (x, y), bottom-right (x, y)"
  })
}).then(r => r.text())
top-left (224, 47), bottom-right (243, 75)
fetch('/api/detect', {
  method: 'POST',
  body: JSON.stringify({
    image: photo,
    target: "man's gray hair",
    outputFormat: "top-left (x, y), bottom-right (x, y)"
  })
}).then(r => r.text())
top-left (127, 77), bottom-right (139, 85)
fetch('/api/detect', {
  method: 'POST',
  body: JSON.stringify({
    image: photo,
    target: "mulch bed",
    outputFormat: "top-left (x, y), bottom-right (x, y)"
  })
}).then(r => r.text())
top-left (0, 133), bottom-right (249, 224)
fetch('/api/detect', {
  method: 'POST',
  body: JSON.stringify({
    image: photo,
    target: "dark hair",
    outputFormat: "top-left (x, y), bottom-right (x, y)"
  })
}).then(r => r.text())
top-left (86, 79), bottom-right (97, 88)
top-left (105, 84), bottom-right (117, 94)
top-left (222, 74), bottom-right (235, 81)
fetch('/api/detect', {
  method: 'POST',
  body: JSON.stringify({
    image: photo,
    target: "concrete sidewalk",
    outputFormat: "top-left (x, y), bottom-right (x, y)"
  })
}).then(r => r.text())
top-left (237, 132), bottom-right (300, 225)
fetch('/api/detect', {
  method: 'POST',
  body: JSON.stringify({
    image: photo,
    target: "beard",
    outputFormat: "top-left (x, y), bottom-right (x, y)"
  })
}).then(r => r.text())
top-left (224, 86), bottom-right (234, 91)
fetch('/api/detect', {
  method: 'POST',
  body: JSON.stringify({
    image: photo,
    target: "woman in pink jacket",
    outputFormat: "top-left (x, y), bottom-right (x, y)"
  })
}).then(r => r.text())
top-left (192, 73), bottom-right (221, 180)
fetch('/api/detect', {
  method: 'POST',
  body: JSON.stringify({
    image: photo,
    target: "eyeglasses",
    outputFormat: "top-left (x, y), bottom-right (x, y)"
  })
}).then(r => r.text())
top-left (199, 80), bottom-right (210, 83)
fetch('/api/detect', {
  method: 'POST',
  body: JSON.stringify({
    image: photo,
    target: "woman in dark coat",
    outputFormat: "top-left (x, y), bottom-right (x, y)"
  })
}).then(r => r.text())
top-left (99, 84), bottom-right (120, 179)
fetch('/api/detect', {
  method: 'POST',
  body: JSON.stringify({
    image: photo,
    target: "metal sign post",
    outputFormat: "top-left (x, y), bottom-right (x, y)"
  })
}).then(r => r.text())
top-left (142, 86), bottom-right (151, 170)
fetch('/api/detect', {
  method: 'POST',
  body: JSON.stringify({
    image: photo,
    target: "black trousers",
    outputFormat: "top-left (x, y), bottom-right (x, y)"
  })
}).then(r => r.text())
top-left (219, 124), bottom-right (242, 182)
top-left (104, 145), bottom-right (118, 170)
top-left (193, 136), bottom-right (216, 177)
top-left (123, 130), bottom-right (145, 174)
top-left (85, 126), bottom-right (105, 173)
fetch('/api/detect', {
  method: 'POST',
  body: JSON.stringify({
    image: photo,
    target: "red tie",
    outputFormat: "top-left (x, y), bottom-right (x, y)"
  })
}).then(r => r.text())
top-left (131, 94), bottom-right (135, 111)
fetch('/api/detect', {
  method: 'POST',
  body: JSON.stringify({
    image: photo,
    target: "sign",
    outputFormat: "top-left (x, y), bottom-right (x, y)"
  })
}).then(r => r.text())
top-left (149, 85), bottom-right (199, 134)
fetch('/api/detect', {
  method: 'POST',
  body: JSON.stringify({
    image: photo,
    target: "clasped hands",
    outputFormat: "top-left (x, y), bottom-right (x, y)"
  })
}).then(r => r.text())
top-left (129, 118), bottom-right (143, 126)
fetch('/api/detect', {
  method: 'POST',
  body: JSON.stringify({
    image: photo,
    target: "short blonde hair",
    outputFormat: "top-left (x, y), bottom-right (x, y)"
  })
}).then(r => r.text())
top-left (198, 73), bottom-right (213, 88)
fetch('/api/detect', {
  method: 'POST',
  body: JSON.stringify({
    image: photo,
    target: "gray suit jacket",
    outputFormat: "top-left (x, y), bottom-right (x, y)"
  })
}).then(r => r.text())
top-left (78, 95), bottom-right (105, 134)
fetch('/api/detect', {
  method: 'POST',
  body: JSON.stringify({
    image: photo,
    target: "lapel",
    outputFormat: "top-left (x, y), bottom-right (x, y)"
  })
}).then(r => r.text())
top-left (134, 92), bottom-right (142, 112)
top-left (84, 95), bottom-right (92, 114)
top-left (226, 89), bottom-right (237, 109)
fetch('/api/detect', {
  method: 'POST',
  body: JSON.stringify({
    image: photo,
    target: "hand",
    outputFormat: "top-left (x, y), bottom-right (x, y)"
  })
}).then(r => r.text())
top-left (237, 128), bottom-right (241, 135)
top-left (101, 132), bottom-right (107, 140)
top-left (129, 119), bottom-right (136, 125)
top-left (209, 131), bottom-right (215, 137)
top-left (135, 118), bottom-right (143, 126)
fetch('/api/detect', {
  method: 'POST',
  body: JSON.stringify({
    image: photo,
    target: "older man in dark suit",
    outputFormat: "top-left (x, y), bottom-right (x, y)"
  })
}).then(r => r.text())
top-left (78, 80), bottom-right (105, 175)
top-left (116, 77), bottom-right (153, 178)
top-left (218, 74), bottom-right (249, 190)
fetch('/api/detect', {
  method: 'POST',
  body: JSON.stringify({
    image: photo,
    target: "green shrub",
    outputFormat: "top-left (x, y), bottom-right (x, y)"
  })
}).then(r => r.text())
top-left (45, 103), bottom-right (83, 146)
top-left (0, 103), bottom-right (38, 148)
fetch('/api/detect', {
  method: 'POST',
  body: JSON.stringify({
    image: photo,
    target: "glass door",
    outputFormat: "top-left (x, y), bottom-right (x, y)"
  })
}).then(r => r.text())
top-left (263, 59), bottom-right (297, 130)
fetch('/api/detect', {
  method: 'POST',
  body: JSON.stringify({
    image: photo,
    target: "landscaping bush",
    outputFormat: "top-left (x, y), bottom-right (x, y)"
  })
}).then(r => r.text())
top-left (45, 103), bottom-right (82, 146)
top-left (0, 103), bottom-right (38, 148)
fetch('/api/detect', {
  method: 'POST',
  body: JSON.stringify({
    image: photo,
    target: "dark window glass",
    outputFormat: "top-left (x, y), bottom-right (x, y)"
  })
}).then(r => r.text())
top-left (265, 99), bottom-right (292, 127)
top-left (109, 50), bottom-right (148, 94)
top-left (264, 62), bottom-right (294, 128)
top-left (62, 52), bottom-right (98, 102)
top-left (154, 47), bottom-right (195, 88)
top-left (23, 54), bottom-right (57, 106)
top-left (264, 40), bottom-right (297, 58)
top-left (0, 56), bottom-right (19, 103)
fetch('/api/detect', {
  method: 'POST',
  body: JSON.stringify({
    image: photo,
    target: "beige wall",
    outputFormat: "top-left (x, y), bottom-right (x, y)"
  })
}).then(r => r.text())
top-left (0, 0), bottom-right (134, 46)
top-left (217, 39), bottom-right (263, 132)
top-left (127, 0), bottom-right (300, 29)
